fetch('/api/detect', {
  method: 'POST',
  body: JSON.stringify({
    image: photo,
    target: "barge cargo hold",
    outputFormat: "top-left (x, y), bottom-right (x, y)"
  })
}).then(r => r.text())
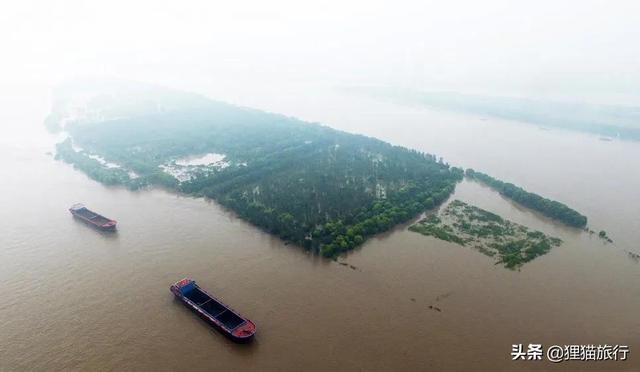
top-left (69, 203), bottom-right (117, 231)
top-left (170, 278), bottom-right (256, 343)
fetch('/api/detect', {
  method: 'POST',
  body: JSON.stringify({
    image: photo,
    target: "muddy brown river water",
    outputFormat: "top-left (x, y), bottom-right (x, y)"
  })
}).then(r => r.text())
top-left (1, 86), bottom-right (639, 371)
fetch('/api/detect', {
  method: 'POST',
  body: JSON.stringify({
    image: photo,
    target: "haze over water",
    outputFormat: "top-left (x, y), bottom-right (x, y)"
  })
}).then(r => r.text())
top-left (1, 84), bottom-right (639, 371)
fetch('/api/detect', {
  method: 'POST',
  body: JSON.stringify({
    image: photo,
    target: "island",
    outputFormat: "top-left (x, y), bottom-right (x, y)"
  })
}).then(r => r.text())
top-left (409, 200), bottom-right (562, 269)
top-left (50, 80), bottom-right (591, 263)
top-left (50, 80), bottom-right (463, 258)
top-left (465, 169), bottom-right (588, 228)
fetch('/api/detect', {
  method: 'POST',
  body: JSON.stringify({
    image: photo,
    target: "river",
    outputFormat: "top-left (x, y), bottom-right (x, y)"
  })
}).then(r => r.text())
top-left (1, 84), bottom-right (638, 371)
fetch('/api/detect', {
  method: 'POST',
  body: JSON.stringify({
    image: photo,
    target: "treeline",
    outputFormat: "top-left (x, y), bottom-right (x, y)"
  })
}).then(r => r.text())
top-left (56, 139), bottom-right (132, 186)
top-left (55, 139), bottom-right (178, 190)
top-left (211, 177), bottom-right (458, 258)
top-left (184, 139), bottom-right (463, 258)
top-left (465, 169), bottom-right (587, 228)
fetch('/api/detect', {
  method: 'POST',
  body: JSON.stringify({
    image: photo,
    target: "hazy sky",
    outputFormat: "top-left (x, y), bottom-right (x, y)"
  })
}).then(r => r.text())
top-left (2, 0), bottom-right (639, 104)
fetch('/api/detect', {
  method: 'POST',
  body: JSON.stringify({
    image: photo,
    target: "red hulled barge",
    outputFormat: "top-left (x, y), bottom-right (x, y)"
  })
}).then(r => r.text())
top-left (170, 278), bottom-right (256, 343)
top-left (69, 204), bottom-right (117, 231)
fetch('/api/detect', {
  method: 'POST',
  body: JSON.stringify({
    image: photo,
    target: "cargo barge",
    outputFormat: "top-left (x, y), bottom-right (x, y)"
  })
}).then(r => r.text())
top-left (170, 278), bottom-right (256, 343)
top-left (69, 204), bottom-right (117, 231)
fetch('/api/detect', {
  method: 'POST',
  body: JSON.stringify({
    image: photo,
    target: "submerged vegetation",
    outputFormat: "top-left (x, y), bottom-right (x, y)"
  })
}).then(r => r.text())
top-left (410, 200), bottom-right (562, 269)
top-left (465, 169), bottom-right (587, 228)
top-left (598, 230), bottom-right (613, 243)
top-left (56, 139), bottom-right (178, 189)
top-left (51, 81), bottom-right (463, 258)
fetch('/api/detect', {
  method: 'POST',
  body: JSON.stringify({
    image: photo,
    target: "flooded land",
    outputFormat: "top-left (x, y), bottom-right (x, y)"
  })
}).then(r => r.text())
top-left (1, 86), bottom-right (639, 371)
top-left (410, 199), bottom-right (562, 269)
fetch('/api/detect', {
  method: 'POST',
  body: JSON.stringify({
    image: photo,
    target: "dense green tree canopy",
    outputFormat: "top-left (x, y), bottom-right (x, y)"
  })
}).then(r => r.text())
top-left (465, 169), bottom-right (587, 228)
